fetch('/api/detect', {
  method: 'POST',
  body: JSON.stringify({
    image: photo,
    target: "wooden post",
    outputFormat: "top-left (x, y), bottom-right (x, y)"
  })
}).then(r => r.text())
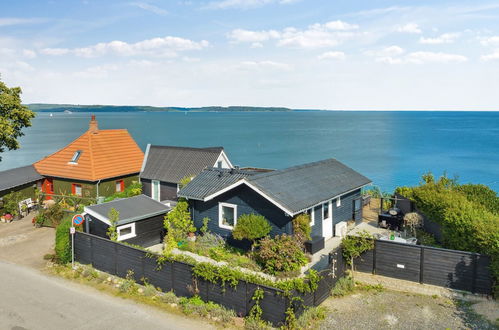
top-left (419, 246), bottom-right (425, 284)
top-left (472, 254), bottom-right (478, 294)
top-left (372, 240), bottom-right (377, 274)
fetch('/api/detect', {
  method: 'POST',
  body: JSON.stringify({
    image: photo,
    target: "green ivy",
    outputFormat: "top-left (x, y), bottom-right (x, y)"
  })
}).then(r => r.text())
top-left (249, 288), bottom-right (264, 319)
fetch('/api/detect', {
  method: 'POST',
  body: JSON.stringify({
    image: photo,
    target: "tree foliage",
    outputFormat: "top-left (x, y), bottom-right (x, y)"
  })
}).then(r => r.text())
top-left (163, 199), bottom-right (195, 252)
top-left (107, 208), bottom-right (119, 241)
top-left (179, 175), bottom-right (194, 189)
top-left (0, 77), bottom-right (35, 161)
top-left (341, 231), bottom-right (374, 279)
top-left (232, 213), bottom-right (271, 248)
top-left (2, 191), bottom-right (23, 216)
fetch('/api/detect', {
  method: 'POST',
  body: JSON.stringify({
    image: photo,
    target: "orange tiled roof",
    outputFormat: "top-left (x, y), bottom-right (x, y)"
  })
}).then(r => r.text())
top-left (34, 117), bottom-right (144, 181)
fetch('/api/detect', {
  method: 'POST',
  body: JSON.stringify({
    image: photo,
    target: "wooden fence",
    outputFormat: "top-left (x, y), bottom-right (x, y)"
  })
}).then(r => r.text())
top-left (355, 239), bottom-right (493, 295)
top-left (74, 232), bottom-right (345, 325)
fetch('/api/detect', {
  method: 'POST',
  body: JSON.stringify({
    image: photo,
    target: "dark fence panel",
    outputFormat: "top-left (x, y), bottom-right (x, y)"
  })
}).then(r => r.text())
top-left (74, 232), bottom-right (349, 326)
top-left (116, 244), bottom-right (145, 282)
top-left (354, 249), bottom-right (374, 273)
top-left (354, 239), bottom-right (493, 295)
top-left (375, 241), bottom-right (421, 282)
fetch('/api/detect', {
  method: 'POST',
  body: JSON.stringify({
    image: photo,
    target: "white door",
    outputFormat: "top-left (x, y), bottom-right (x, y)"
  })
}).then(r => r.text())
top-left (322, 201), bottom-right (333, 239)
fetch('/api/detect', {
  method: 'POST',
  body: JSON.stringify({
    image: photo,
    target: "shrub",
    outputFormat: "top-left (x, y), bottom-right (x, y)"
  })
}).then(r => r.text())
top-left (255, 234), bottom-right (308, 275)
top-left (2, 191), bottom-right (23, 216)
top-left (197, 232), bottom-right (225, 250)
top-left (331, 276), bottom-right (355, 297)
top-left (292, 213), bottom-right (312, 246)
top-left (163, 199), bottom-right (195, 252)
top-left (55, 217), bottom-right (73, 263)
top-left (105, 181), bottom-right (142, 202)
top-left (43, 203), bottom-right (65, 227)
top-left (395, 173), bottom-right (499, 296)
top-left (107, 208), bottom-right (119, 241)
top-left (232, 213), bottom-right (271, 250)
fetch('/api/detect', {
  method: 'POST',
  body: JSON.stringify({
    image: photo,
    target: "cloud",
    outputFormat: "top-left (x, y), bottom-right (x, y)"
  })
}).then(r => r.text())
top-left (481, 50), bottom-right (499, 61)
top-left (0, 17), bottom-right (47, 27)
top-left (419, 33), bottom-right (459, 44)
top-left (238, 60), bottom-right (292, 71)
top-left (317, 51), bottom-right (345, 60)
top-left (479, 36), bottom-right (499, 47)
top-left (376, 51), bottom-right (468, 64)
top-left (204, 0), bottom-right (299, 10)
top-left (22, 49), bottom-right (37, 59)
top-left (365, 45), bottom-right (405, 57)
top-left (41, 36), bottom-right (209, 58)
top-left (129, 2), bottom-right (168, 15)
top-left (228, 29), bottom-right (280, 43)
top-left (395, 23), bottom-right (422, 34)
top-left (228, 20), bottom-right (360, 49)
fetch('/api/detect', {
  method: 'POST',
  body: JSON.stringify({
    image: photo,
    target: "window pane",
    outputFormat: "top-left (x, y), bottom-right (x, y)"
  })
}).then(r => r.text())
top-left (323, 202), bottom-right (329, 219)
top-left (222, 206), bottom-right (235, 227)
top-left (75, 185), bottom-right (82, 196)
top-left (119, 227), bottom-right (132, 236)
top-left (116, 181), bottom-right (121, 192)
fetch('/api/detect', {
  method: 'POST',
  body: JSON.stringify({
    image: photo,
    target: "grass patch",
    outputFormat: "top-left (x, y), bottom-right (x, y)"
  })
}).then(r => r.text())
top-left (47, 263), bottom-right (239, 327)
top-left (453, 299), bottom-right (498, 330)
top-left (331, 276), bottom-right (384, 297)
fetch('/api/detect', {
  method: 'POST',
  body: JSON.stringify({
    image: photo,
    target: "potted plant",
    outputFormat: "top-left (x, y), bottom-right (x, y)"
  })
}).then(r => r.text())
top-left (187, 232), bottom-right (196, 242)
top-left (21, 203), bottom-right (28, 217)
top-left (4, 213), bottom-right (13, 223)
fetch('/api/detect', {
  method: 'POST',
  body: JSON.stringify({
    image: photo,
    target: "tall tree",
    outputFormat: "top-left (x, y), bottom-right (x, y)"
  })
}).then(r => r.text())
top-left (0, 77), bottom-right (35, 161)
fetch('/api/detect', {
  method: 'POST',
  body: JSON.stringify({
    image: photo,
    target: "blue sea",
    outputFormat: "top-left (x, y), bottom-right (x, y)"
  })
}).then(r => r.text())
top-left (1, 111), bottom-right (498, 193)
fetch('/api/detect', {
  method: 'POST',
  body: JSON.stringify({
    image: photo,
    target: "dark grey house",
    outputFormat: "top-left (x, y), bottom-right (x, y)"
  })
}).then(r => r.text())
top-left (0, 165), bottom-right (44, 212)
top-left (178, 159), bottom-right (372, 244)
top-left (140, 145), bottom-right (233, 202)
top-left (83, 194), bottom-right (171, 247)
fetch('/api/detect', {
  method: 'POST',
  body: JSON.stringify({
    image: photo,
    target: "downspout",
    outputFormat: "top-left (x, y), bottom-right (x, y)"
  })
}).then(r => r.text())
top-left (96, 179), bottom-right (101, 203)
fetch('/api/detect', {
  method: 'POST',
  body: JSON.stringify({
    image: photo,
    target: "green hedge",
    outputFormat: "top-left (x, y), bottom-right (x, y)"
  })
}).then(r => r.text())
top-left (396, 174), bottom-right (499, 296)
top-left (55, 218), bottom-right (73, 263)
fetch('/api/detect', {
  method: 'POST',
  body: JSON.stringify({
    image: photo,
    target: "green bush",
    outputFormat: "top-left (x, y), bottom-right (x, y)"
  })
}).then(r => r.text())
top-left (292, 213), bottom-right (312, 245)
top-left (163, 199), bottom-right (195, 252)
top-left (331, 276), bottom-right (355, 297)
top-left (2, 191), bottom-right (23, 216)
top-left (395, 173), bottom-right (499, 296)
top-left (104, 181), bottom-right (142, 202)
top-left (55, 217), bottom-right (73, 263)
top-left (232, 213), bottom-right (271, 250)
top-left (255, 234), bottom-right (308, 275)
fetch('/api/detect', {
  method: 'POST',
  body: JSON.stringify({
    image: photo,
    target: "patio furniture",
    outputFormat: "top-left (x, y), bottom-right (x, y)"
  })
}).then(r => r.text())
top-left (305, 235), bottom-right (325, 254)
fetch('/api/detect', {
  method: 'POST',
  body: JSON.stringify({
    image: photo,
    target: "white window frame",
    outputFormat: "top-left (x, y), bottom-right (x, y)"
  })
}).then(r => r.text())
top-left (218, 202), bottom-right (237, 230)
top-left (117, 223), bottom-right (136, 241)
top-left (336, 197), bottom-right (341, 208)
top-left (151, 180), bottom-right (160, 201)
top-left (116, 180), bottom-right (123, 192)
top-left (307, 208), bottom-right (315, 226)
top-left (322, 201), bottom-right (332, 221)
top-left (74, 184), bottom-right (82, 197)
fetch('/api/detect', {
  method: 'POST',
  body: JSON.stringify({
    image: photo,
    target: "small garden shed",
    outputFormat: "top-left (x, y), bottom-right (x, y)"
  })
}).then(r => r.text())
top-left (83, 194), bottom-right (171, 247)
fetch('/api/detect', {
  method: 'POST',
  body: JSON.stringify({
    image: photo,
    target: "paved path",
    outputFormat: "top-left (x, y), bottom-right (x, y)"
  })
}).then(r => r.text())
top-left (0, 214), bottom-right (54, 269)
top-left (0, 261), bottom-right (215, 330)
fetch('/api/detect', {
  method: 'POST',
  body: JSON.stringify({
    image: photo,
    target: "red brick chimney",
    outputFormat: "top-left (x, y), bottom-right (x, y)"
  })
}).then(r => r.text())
top-left (89, 115), bottom-right (98, 134)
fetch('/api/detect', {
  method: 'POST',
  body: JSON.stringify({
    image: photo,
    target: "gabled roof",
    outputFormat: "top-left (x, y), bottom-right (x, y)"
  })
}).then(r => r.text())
top-left (179, 158), bottom-right (372, 215)
top-left (84, 194), bottom-right (170, 226)
top-left (140, 145), bottom-right (231, 184)
top-left (177, 168), bottom-right (257, 200)
top-left (0, 165), bottom-right (44, 193)
top-left (33, 116), bottom-right (144, 182)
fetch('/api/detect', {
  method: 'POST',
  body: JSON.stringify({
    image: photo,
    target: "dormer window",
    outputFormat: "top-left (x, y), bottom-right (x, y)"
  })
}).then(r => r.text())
top-left (69, 150), bottom-right (82, 164)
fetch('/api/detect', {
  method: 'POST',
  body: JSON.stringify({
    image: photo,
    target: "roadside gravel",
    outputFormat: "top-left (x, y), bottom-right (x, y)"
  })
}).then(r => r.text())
top-left (320, 290), bottom-right (498, 330)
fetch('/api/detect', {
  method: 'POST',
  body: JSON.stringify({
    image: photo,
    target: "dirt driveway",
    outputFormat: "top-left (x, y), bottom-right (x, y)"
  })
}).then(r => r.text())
top-left (0, 213), bottom-right (55, 269)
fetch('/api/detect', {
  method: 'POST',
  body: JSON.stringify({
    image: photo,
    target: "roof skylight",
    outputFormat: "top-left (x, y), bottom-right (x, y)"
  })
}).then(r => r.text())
top-left (70, 150), bottom-right (82, 164)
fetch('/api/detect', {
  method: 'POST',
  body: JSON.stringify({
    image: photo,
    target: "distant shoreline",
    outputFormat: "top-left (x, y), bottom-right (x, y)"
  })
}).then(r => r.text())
top-left (26, 104), bottom-right (499, 112)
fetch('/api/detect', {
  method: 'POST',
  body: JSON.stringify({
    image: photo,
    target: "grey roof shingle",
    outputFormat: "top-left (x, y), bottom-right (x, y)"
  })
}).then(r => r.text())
top-left (84, 194), bottom-right (170, 225)
top-left (140, 145), bottom-right (225, 183)
top-left (178, 168), bottom-right (256, 200)
top-left (179, 158), bottom-right (371, 215)
top-left (0, 165), bottom-right (44, 193)
top-left (248, 159), bottom-right (372, 214)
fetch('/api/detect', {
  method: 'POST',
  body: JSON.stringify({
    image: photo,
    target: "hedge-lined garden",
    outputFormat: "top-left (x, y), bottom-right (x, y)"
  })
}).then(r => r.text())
top-left (395, 173), bottom-right (499, 296)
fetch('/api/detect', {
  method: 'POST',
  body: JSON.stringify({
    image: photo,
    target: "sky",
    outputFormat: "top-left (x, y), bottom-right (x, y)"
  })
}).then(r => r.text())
top-left (1, 0), bottom-right (499, 110)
